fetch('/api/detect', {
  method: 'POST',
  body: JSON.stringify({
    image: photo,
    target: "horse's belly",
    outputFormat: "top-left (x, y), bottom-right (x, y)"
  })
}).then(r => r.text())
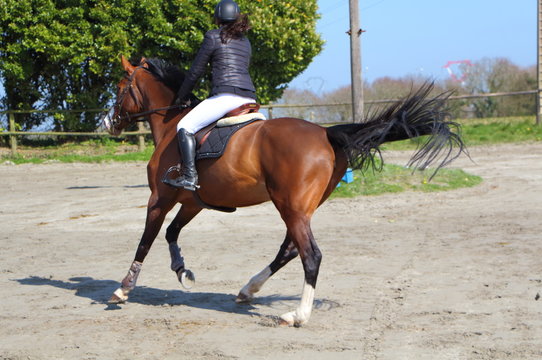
top-left (198, 176), bottom-right (270, 208)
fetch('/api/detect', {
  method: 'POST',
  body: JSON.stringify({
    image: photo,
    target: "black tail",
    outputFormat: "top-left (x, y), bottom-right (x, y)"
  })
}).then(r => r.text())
top-left (326, 82), bottom-right (466, 179)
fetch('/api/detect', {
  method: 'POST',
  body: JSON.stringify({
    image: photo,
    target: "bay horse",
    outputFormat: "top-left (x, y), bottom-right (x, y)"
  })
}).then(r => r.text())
top-left (103, 56), bottom-right (464, 326)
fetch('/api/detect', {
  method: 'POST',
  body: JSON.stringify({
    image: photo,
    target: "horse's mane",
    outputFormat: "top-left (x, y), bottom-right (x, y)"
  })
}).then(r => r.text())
top-left (139, 58), bottom-right (185, 92)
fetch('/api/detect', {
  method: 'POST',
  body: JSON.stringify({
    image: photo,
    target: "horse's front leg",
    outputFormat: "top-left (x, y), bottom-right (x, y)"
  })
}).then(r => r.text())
top-left (165, 204), bottom-right (202, 289)
top-left (236, 236), bottom-right (298, 303)
top-left (109, 193), bottom-right (176, 304)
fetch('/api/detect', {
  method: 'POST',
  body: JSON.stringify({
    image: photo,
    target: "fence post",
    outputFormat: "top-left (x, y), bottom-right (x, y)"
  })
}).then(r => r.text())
top-left (268, 105), bottom-right (273, 120)
top-left (137, 122), bottom-right (146, 152)
top-left (8, 111), bottom-right (17, 156)
top-left (538, 0), bottom-right (542, 125)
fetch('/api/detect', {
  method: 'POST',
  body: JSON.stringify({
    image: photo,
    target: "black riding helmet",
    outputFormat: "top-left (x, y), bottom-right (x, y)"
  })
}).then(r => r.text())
top-left (214, 0), bottom-right (240, 23)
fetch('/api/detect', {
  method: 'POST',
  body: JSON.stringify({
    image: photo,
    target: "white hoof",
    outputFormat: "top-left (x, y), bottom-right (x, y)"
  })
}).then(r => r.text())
top-left (108, 287), bottom-right (129, 304)
top-left (236, 267), bottom-right (272, 304)
top-left (179, 269), bottom-right (195, 289)
top-left (279, 310), bottom-right (309, 327)
top-left (280, 282), bottom-right (315, 327)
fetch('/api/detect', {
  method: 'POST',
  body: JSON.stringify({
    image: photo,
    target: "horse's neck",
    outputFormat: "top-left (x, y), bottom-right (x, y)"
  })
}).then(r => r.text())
top-left (140, 81), bottom-right (178, 145)
top-left (147, 110), bottom-right (183, 146)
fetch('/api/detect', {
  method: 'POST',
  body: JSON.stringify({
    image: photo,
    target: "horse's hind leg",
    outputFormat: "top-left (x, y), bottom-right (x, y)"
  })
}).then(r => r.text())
top-left (109, 195), bottom-right (176, 304)
top-left (279, 213), bottom-right (322, 327)
top-left (165, 204), bottom-right (202, 289)
top-left (236, 236), bottom-right (298, 303)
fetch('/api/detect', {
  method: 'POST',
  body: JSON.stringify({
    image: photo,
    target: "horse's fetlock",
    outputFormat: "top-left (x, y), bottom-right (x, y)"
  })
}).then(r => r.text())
top-left (168, 242), bottom-right (185, 272)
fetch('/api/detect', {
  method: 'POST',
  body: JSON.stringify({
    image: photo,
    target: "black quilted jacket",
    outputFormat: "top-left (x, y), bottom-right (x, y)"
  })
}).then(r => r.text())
top-left (177, 28), bottom-right (256, 100)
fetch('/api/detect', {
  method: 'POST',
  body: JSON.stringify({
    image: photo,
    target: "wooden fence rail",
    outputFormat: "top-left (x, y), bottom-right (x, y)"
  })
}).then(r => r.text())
top-left (1, 90), bottom-right (538, 156)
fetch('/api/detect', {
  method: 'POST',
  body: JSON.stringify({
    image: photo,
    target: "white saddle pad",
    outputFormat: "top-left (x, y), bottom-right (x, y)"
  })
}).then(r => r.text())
top-left (216, 112), bottom-right (267, 127)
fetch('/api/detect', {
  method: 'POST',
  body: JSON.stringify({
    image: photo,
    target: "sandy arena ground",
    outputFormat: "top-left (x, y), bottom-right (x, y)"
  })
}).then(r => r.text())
top-left (0, 143), bottom-right (541, 360)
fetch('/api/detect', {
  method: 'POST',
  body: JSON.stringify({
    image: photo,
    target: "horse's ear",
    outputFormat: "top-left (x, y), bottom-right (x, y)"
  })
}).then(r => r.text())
top-left (121, 55), bottom-right (135, 75)
top-left (140, 57), bottom-right (149, 69)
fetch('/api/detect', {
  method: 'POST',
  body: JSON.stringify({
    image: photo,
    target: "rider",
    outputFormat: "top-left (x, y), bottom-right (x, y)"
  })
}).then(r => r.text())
top-left (163, 0), bottom-right (257, 191)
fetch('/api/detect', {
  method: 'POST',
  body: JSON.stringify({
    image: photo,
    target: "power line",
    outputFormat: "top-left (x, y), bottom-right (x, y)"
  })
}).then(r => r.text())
top-left (319, 0), bottom-right (387, 30)
top-left (319, 0), bottom-right (348, 14)
top-left (361, 0), bottom-right (386, 11)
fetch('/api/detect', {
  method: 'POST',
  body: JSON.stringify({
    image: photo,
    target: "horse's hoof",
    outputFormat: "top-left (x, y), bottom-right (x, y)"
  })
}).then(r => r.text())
top-left (279, 311), bottom-right (295, 327)
top-left (279, 311), bottom-right (305, 327)
top-left (108, 288), bottom-right (128, 304)
top-left (235, 291), bottom-right (253, 304)
top-left (108, 294), bottom-right (124, 304)
top-left (179, 269), bottom-right (195, 289)
top-left (279, 318), bottom-right (293, 326)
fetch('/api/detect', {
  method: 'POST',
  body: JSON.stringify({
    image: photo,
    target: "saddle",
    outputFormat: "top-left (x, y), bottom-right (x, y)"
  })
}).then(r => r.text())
top-left (165, 103), bottom-right (265, 213)
top-left (194, 103), bottom-right (266, 160)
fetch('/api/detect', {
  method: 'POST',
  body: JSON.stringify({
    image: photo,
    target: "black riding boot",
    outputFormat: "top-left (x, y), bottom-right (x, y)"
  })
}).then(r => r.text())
top-left (162, 129), bottom-right (199, 191)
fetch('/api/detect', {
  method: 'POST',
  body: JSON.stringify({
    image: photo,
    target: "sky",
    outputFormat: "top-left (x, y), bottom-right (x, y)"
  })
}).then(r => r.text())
top-left (0, 1), bottom-right (536, 100)
top-left (289, 0), bottom-right (537, 93)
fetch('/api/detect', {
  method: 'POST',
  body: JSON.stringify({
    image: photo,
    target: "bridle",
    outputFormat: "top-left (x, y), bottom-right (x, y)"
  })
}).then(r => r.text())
top-left (103, 65), bottom-right (184, 131)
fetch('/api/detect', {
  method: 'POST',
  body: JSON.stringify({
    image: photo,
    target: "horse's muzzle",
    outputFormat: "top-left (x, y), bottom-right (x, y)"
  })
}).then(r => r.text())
top-left (102, 108), bottom-right (121, 136)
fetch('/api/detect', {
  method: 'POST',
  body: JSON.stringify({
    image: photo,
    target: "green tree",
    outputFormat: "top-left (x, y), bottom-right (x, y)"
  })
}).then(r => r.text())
top-left (0, 0), bottom-right (322, 131)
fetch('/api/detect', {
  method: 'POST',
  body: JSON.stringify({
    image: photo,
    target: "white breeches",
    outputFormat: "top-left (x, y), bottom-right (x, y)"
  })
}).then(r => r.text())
top-left (177, 93), bottom-right (256, 134)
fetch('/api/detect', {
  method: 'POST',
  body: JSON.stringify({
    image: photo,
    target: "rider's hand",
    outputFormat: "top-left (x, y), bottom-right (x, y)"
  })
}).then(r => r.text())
top-left (174, 96), bottom-right (191, 108)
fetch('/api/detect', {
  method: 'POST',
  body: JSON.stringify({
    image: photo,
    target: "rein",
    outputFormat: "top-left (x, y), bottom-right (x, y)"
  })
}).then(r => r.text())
top-left (128, 105), bottom-right (182, 122)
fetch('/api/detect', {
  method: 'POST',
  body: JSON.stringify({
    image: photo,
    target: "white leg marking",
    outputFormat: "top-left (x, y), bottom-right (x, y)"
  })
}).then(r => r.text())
top-left (280, 281), bottom-right (315, 326)
top-left (236, 267), bottom-right (272, 303)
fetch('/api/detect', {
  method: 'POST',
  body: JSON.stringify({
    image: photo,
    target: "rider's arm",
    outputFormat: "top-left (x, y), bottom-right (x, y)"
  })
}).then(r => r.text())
top-left (177, 31), bottom-right (216, 101)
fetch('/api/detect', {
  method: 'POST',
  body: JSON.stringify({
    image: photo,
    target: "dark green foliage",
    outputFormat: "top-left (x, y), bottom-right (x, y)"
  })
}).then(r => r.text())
top-left (0, 0), bottom-right (322, 131)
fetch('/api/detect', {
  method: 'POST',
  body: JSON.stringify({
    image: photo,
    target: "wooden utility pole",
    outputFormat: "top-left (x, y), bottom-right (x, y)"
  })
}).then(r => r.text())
top-left (538, 0), bottom-right (542, 125)
top-left (349, 0), bottom-right (364, 123)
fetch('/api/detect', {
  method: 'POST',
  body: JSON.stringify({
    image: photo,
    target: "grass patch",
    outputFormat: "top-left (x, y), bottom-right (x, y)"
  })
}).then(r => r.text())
top-left (384, 116), bottom-right (542, 151)
top-left (459, 117), bottom-right (542, 145)
top-left (2, 139), bottom-right (154, 164)
top-left (331, 165), bottom-right (483, 198)
top-left (6, 116), bottom-right (535, 197)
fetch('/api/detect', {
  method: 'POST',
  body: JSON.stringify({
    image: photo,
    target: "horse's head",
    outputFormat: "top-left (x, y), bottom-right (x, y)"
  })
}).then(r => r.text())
top-left (102, 56), bottom-right (147, 136)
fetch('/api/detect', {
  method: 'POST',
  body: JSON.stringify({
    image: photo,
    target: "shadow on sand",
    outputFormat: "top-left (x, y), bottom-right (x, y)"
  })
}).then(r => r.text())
top-left (13, 276), bottom-right (309, 318)
top-left (66, 184), bottom-right (147, 190)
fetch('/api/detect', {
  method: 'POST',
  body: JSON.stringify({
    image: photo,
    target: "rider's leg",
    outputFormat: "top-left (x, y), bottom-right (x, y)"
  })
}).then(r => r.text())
top-left (163, 129), bottom-right (199, 191)
top-left (177, 93), bottom-right (256, 134)
top-left (163, 93), bottom-right (255, 191)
